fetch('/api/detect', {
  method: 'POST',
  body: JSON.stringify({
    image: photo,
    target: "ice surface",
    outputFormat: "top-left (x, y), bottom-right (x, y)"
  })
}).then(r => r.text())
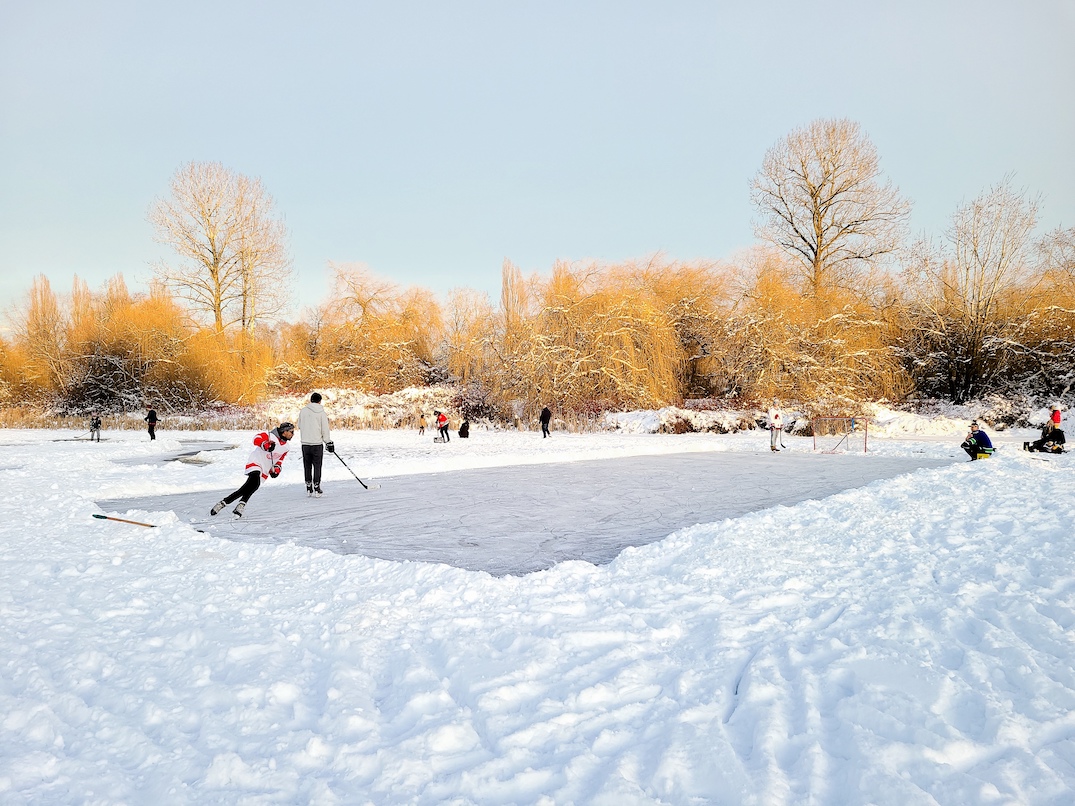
top-left (100, 451), bottom-right (953, 575)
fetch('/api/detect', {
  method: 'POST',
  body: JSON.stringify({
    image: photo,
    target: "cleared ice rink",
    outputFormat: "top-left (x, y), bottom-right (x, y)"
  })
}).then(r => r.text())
top-left (100, 450), bottom-right (954, 575)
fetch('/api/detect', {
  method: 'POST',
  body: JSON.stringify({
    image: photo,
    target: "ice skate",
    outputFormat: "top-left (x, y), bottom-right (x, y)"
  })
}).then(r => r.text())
top-left (210, 500), bottom-right (226, 516)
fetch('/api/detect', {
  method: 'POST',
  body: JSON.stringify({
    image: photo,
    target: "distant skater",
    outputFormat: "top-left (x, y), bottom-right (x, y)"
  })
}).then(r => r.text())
top-left (435, 410), bottom-right (450, 442)
top-left (297, 392), bottom-right (334, 497)
top-left (540, 406), bottom-right (552, 438)
top-left (768, 405), bottom-right (783, 452)
top-left (144, 406), bottom-right (158, 440)
top-left (211, 422), bottom-right (294, 518)
top-left (89, 414), bottom-right (102, 443)
top-left (418, 413), bottom-right (427, 435)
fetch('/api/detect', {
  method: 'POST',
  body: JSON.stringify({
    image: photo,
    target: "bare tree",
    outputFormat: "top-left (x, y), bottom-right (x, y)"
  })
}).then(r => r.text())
top-left (902, 179), bottom-right (1041, 401)
top-left (751, 118), bottom-right (910, 296)
top-left (150, 162), bottom-right (291, 332)
top-left (1040, 225), bottom-right (1075, 293)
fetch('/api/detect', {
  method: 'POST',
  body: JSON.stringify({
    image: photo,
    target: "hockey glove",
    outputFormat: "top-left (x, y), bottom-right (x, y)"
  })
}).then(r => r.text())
top-left (269, 466), bottom-right (281, 478)
top-left (326, 441), bottom-right (335, 453)
top-left (264, 440), bottom-right (276, 452)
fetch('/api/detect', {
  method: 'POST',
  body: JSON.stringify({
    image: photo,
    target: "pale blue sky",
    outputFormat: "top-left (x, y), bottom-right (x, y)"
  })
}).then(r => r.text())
top-left (2, 1), bottom-right (1073, 322)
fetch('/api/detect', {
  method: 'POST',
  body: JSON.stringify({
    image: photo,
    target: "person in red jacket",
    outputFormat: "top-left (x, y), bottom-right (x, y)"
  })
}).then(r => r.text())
top-left (435, 410), bottom-right (450, 442)
top-left (211, 422), bottom-right (294, 518)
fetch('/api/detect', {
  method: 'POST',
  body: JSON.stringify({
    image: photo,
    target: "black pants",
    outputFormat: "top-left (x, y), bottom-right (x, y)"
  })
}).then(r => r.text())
top-left (147, 423), bottom-right (156, 440)
top-left (302, 444), bottom-right (324, 486)
top-left (223, 471), bottom-right (261, 505)
top-left (1029, 438), bottom-right (1063, 453)
top-left (439, 426), bottom-right (450, 442)
top-left (962, 441), bottom-right (992, 460)
top-left (541, 422), bottom-right (550, 437)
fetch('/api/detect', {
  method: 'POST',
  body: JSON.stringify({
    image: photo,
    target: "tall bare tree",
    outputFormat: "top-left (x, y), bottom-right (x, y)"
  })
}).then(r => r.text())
top-left (902, 179), bottom-right (1041, 401)
top-left (751, 118), bottom-right (910, 296)
top-left (150, 162), bottom-right (291, 332)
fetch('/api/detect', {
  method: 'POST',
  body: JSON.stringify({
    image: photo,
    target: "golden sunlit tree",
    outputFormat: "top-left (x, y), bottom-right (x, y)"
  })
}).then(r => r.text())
top-left (304, 264), bottom-right (443, 392)
top-left (14, 275), bottom-right (68, 397)
top-left (490, 261), bottom-right (685, 418)
top-left (713, 248), bottom-right (910, 411)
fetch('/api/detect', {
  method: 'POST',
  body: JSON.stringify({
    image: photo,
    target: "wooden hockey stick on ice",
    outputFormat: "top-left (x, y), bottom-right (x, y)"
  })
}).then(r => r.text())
top-left (92, 513), bottom-right (157, 528)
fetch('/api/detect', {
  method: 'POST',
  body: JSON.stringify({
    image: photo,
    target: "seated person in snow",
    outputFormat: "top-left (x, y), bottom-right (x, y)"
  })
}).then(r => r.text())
top-left (1025, 424), bottom-right (1066, 454)
top-left (961, 421), bottom-right (994, 460)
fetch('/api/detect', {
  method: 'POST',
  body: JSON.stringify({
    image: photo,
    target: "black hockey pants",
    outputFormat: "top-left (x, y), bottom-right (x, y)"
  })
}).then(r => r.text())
top-left (223, 471), bottom-right (262, 505)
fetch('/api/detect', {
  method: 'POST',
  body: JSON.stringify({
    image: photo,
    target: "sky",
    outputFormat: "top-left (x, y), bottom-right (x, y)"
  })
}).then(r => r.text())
top-left (2, 407), bottom-right (1074, 801)
top-left (2, 0), bottom-right (1073, 323)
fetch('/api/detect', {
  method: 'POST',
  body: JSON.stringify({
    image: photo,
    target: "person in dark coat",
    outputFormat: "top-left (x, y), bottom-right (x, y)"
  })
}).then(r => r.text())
top-left (458, 419), bottom-right (470, 438)
top-left (89, 414), bottom-right (102, 442)
top-left (1025, 424), bottom-right (1066, 454)
top-left (539, 406), bottom-right (552, 438)
top-left (961, 421), bottom-right (994, 460)
top-left (144, 406), bottom-right (159, 440)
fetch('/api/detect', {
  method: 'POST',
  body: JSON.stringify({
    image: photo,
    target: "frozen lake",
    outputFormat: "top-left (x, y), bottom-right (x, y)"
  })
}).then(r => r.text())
top-left (99, 450), bottom-right (954, 575)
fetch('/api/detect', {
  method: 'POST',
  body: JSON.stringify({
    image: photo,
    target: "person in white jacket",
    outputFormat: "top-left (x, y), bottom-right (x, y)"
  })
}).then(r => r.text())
top-left (768, 404), bottom-right (784, 452)
top-left (297, 392), bottom-right (334, 497)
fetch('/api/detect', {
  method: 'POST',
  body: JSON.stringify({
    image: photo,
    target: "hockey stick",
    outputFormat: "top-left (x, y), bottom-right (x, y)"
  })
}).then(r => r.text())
top-left (331, 451), bottom-right (380, 490)
top-left (92, 513), bottom-right (157, 528)
top-left (93, 512), bottom-right (207, 533)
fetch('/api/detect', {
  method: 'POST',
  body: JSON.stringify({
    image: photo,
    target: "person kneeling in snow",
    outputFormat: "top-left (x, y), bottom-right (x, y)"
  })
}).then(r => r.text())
top-left (961, 421), bottom-right (994, 461)
top-left (1025, 423), bottom-right (1066, 454)
top-left (211, 422), bottom-right (294, 517)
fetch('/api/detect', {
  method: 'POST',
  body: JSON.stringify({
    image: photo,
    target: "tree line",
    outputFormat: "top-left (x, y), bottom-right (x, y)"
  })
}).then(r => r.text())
top-left (2, 118), bottom-right (1073, 421)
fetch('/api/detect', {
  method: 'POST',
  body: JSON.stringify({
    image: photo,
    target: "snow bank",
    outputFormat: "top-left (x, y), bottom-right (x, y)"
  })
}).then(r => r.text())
top-left (2, 425), bottom-right (1073, 803)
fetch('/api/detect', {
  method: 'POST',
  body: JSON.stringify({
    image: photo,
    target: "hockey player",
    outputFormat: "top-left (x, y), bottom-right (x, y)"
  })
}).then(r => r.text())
top-left (211, 422), bottom-right (294, 518)
top-left (297, 392), bottom-right (333, 497)
top-left (768, 404), bottom-right (784, 452)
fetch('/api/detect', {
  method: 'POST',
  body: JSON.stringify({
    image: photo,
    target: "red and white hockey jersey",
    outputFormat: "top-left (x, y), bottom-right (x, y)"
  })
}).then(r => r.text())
top-left (244, 428), bottom-right (291, 479)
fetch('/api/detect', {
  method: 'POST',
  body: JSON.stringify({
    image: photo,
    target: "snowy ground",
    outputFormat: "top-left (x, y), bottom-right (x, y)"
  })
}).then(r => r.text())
top-left (1, 423), bottom-right (1074, 804)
